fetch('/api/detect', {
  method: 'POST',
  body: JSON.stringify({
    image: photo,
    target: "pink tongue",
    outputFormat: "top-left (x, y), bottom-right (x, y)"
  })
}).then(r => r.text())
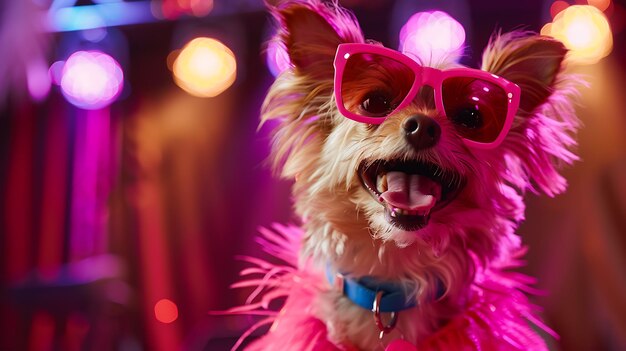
top-left (379, 172), bottom-right (441, 212)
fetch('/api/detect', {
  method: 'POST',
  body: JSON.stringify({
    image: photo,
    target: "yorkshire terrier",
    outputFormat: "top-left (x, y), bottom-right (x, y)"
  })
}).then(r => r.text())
top-left (228, 1), bottom-right (581, 350)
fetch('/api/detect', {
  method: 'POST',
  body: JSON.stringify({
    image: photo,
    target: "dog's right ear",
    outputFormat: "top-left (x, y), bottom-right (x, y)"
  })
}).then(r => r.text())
top-left (262, 1), bottom-right (364, 178)
top-left (271, 1), bottom-right (364, 78)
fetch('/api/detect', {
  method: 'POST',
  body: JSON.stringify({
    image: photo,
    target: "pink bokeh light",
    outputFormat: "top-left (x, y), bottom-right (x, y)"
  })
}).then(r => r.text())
top-left (59, 51), bottom-right (124, 110)
top-left (27, 60), bottom-right (51, 102)
top-left (266, 40), bottom-right (291, 77)
top-left (399, 11), bottom-right (466, 64)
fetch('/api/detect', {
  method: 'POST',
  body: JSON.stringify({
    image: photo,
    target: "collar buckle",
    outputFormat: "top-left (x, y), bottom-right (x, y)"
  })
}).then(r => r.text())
top-left (372, 291), bottom-right (398, 338)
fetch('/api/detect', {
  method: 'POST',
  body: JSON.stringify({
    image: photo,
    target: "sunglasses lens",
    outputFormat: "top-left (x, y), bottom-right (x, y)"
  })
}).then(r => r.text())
top-left (341, 53), bottom-right (415, 118)
top-left (442, 77), bottom-right (509, 143)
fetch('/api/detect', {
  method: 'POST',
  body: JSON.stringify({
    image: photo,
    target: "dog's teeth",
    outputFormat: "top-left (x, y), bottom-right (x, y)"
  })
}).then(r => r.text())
top-left (389, 207), bottom-right (431, 217)
top-left (377, 173), bottom-right (388, 193)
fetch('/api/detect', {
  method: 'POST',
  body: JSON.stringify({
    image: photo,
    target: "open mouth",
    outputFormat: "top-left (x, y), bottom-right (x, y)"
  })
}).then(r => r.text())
top-left (359, 159), bottom-right (465, 231)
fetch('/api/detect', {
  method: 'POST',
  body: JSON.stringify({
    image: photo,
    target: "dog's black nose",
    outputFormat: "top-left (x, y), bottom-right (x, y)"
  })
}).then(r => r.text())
top-left (403, 114), bottom-right (441, 150)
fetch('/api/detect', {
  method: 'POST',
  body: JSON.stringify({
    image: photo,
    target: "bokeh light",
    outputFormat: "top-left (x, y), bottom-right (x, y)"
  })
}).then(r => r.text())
top-left (399, 11), bottom-right (465, 64)
top-left (266, 40), bottom-right (291, 77)
top-left (172, 37), bottom-right (237, 98)
top-left (27, 60), bottom-right (51, 102)
top-left (154, 299), bottom-right (178, 324)
top-left (542, 5), bottom-right (613, 65)
top-left (550, 0), bottom-right (570, 18)
top-left (159, 0), bottom-right (214, 19)
top-left (59, 51), bottom-right (124, 110)
top-left (587, 0), bottom-right (611, 12)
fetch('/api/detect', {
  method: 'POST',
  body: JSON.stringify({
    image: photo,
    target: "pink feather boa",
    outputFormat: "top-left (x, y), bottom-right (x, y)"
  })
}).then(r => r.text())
top-left (226, 224), bottom-right (554, 350)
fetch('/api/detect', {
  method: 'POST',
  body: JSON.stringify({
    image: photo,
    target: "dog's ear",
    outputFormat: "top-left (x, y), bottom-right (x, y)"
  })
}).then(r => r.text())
top-left (262, 1), bottom-right (364, 178)
top-left (269, 1), bottom-right (364, 79)
top-left (481, 32), bottom-right (581, 197)
top-left (283, 6), bottom-right (335, 70)
top-left (481, 33), bottom-right (567, 115)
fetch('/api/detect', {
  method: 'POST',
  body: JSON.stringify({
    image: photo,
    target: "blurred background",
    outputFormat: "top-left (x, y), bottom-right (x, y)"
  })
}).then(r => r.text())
top-left (0, 0), bottom-right (624, 350)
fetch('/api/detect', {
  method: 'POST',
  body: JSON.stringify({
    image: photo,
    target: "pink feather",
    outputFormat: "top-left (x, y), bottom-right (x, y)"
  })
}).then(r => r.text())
top-left (226, 225), bottom-right (554, 350)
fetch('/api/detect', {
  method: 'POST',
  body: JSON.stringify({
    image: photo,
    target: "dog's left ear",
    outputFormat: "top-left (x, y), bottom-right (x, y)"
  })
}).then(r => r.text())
top-left (481, 33), bottom-right (567, 115)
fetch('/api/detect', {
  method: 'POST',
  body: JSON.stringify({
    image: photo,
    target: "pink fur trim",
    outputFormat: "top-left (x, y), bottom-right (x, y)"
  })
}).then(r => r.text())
top-left (227, 224), bottom-right (553, 350)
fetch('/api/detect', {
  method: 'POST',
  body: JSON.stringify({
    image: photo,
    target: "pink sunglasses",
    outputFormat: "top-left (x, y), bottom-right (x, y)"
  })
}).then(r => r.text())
top-left (333, 43), bottom-right (521, 149)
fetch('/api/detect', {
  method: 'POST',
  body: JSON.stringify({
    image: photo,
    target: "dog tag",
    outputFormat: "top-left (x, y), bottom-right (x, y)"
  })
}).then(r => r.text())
top-left (385, 339), bottom-right (417, 351)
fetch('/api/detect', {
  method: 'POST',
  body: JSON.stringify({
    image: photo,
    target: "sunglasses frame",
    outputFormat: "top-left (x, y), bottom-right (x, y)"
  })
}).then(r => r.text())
top-left (333, 43), bottom-right (521, 149)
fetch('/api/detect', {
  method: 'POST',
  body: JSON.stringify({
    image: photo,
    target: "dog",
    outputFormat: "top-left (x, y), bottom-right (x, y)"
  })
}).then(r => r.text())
top-left (227, 1), bottom-right (582, 350)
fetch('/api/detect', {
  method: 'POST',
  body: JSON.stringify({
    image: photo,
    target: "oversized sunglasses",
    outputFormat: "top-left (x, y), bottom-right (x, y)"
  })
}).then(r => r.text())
top-left (333, 43), bottom-right (521, 149)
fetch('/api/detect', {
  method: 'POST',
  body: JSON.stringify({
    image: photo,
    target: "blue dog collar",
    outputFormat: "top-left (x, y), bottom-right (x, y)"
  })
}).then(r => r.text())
top-left (326, 267), bottom-right (419, 313)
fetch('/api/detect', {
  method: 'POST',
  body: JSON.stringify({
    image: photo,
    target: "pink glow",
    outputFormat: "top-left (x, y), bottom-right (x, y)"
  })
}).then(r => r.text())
top-left (70, 109), bottom-right (111, 260)
top-left (60, 51), bottom-right (124, 110)
top-left (27, 60), bottom-right (51, 102)
top-left (399, 11), bottom-right (465, 63)
top-left (266, 40), bottom-right (291, 77)
top-left (159, 0), bottom-right (214, 19)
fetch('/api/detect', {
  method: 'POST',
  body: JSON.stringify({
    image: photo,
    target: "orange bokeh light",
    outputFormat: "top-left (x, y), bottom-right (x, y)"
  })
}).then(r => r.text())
top-left (587, 0), bottom-right (611, 12)
top-left (542, 5), bottom-right (613, 65)
top-left (172, 37), bottom-right (237, 98)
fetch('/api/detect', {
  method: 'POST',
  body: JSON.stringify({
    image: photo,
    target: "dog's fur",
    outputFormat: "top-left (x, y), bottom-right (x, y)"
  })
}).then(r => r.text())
top-left (230, 1), bottom-right (581, 349)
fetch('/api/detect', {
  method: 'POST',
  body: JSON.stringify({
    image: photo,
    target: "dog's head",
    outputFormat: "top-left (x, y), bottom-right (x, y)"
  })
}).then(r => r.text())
top-left (262, 1), bottom-right (580, 269)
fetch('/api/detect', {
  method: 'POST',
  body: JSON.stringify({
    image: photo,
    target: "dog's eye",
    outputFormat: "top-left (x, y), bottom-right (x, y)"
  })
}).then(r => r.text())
top-left (450, 106), bottom-right (483, 129)
top-left (359, 91), bottom-right (393, 117)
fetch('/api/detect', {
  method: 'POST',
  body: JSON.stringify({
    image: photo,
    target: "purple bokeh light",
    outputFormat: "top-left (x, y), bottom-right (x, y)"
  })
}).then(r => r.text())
top-left (266, 40), bottom-right (291, 77)
top-left (59, 51), bottom-right (124, 110)
top-left (399, 11), bottom-right (466, 63)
